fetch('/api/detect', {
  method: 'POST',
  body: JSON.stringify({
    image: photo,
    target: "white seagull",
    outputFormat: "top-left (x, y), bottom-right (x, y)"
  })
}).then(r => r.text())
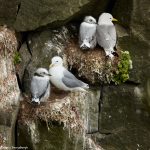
top-left (49, 56), bottom-right (89, 92)
top-left (31, 68), bottom-right (51, 104)
top-left (79, 16), bottom-right (97, 49)
top-left (97, 13), bottom-right (118, 59)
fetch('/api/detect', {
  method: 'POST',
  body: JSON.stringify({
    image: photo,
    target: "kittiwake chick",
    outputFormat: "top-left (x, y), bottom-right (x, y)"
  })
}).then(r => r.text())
top-left (49, 56), bottom-right (89, 92)
top-left (97, 13), bottom-right (118, 59)
top-left (31, 68), bottom-right (51, 104)
top-left (79, 16), bottom-right (97, 49)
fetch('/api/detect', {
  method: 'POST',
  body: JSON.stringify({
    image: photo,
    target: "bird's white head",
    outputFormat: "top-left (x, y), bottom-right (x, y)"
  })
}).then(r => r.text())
top-left (34, 68), bottom-right (50, 77)
top-left (84, 16), bottom-right (96, 24)
top-left (98, 13), bottom-right (117, 25)
top-left (50, 56), bottom-right (63, 68)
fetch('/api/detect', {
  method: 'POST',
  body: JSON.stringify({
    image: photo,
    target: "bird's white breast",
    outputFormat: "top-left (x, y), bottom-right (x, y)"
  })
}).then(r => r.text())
top-left (49, 66), bottom-right (68, 90)
top-left (80, 22), bottom-right (97, 36)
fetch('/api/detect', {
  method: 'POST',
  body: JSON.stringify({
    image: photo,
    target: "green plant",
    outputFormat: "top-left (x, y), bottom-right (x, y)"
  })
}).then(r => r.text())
top-left (112, 51), bottom-right (132, 84)
top-left (14, 51), bottom-right (22, 65)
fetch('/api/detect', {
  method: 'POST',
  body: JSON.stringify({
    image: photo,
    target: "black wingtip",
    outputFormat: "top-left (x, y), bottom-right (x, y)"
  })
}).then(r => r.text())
top-left (112, 51), bottom-right (119, 57)
top-left (31, 101), bottom-right (39, 105)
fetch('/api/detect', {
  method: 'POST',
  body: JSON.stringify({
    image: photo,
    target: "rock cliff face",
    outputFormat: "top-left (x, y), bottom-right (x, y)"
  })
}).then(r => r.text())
top-left (0, 0), bottom-right (150, 150)
top-left (0, 27), bottom-right (20, 147)
top-left (0, 0), bottom-right (110, 31)
top-left (113, 0), bottom-right (150, 45)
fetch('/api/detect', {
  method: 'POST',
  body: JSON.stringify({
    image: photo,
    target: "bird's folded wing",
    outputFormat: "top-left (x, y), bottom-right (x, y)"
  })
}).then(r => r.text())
top-left (62, 70), bottom-right (84, 88)
top-left (31, 77), bottom-right (49, 99)
top-left (97, 25), bottom-right (114, 49)
top-left (107, 25), bottom-right (116, 46)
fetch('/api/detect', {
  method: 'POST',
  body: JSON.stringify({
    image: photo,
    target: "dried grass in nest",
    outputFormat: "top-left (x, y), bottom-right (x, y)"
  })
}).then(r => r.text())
top-left (18, 87), bottom-right (87, 135)
top-left (65, 39), bottom-right (120, 84)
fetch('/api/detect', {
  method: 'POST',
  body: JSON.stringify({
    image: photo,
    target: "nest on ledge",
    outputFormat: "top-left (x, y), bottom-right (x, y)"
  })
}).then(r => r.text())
top-left (18, 86), bottom-right (89, 135)
top-left (65, 39), bottom-right (120, 84)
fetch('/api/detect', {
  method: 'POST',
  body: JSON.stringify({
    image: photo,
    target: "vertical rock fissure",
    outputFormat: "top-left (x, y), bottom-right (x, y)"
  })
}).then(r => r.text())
top-left (17, 3), bottom-right (21, 15)
top-left (98, 82), bottom-right (104, 132)
top-left (14, 116), bottom-right (19, 147)
top-left (16, 73), bottom-right (23, 91)
top-left (26, 35), bottom-right (33, 56)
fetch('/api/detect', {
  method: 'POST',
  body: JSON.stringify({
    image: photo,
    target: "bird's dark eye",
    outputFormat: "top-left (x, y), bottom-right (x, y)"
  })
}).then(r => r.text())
top-left (89, 19), bottom-right (92, 22)
top-left (56, 61), bottom-right (58, 62)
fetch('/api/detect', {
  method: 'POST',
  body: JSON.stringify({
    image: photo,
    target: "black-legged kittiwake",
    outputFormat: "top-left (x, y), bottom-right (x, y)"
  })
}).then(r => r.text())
top-left (97, 13), bottom-right (118, 59)
top-left (79, 16), bottom-right (97, 49)
top-left (31, 68), bottom-right (51, 104)
top-left (49, 56), bottom-right (89, 92)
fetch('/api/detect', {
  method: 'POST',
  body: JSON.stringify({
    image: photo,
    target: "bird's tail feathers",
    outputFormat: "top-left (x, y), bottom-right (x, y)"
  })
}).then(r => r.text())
top-left (83, 83), bottom-right (89, 89)
top-left (105, 48), bottom-right (116, 59)
top-left (108, 53), bottom-right (114, 59)
top-left (32, 98), bottom-right (40, 105)
top-left (80, 40), bottom-right (90, 49)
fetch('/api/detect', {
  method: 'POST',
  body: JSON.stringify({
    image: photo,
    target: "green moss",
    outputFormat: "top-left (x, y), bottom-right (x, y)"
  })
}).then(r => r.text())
top-left (112, 51), bottom-right (132, 84)
top-left (14, 51), bottom-right (22, 65)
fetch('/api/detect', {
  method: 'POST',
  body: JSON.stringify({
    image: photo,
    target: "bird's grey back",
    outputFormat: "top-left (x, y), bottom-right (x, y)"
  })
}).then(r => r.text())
top-left (31, 76), bottom-right (49, 99)
top-left (62, 70), bottom-right (85, 88)
top-left (97, 25), bottom-right (116, 49)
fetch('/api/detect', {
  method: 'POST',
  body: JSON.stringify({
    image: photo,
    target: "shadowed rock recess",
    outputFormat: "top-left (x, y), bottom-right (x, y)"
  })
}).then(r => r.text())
top-left (0, 0), bottom-right (150, 150)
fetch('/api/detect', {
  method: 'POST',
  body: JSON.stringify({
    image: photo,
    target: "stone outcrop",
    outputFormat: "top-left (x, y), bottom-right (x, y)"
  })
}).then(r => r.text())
top-left (0, 26), bottom-right (20, 147)
top-left (0, 0), bottom-right (110, 31)
top-left (17, 87), bottom-right (101, 150)
top-left (0, 0), bottom-right (20, 26)
top-left (17, 26), bottom-right (70, 93)
top-left (113, 0), bottom-right (150, 45)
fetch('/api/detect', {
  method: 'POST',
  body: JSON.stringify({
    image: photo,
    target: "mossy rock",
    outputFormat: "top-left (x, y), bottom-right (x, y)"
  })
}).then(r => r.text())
top-left (111, 50), bottom-right (132, 84)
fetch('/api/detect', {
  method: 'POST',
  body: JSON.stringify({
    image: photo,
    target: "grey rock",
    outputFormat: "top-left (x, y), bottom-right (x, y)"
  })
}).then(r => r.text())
top-left (0, 27), bottom-right (20, 147)
top-left (146, 78), bottom-right (150, 109)
top-left (0, 0), bottom-right (20, 26)
top-left (99, 84), bottom-right (150, 132)
top-left (92, 125), bottom-right (150, 150)
top-left (17, 42), bottom-right (32, 84)
top-left (21, 27), bottom-right (70, 94)
top-left (86, 89), bottom-right (100, 133)
top-left (13, 0), bottom-right (110, 31)
top-left (98, 84), bottom-right (150, 149)
top-left (113, 0), bottom-right (150, 45)
top-left (117, 36), bottom-right (150, 84)
top-left (17, 121), bottom-right (84, 150)
top-left (17, 88), bottom-right (100, 150)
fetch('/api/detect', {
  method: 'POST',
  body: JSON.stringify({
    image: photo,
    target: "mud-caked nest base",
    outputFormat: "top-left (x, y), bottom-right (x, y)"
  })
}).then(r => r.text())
top-left (18, 87), bottom-right (89, 135)
top-left (65, 39), bottom-right (119, 84)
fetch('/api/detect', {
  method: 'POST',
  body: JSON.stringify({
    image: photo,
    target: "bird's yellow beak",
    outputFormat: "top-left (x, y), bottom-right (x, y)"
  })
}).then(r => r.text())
top-left (112, 18), bottom-right (118, 22)
top-left (49, 64), bottom-right (54, 68)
